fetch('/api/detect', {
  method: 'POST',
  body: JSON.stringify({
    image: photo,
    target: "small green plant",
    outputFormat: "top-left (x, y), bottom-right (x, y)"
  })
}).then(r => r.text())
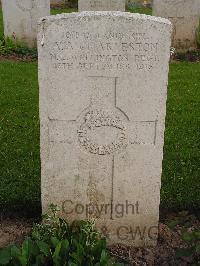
top-left (0, 204), bottom-right (122, 266)
top-left (0, 36), bottom-right (37, 59)
top-left (175, 229), bottom-right (200, 261)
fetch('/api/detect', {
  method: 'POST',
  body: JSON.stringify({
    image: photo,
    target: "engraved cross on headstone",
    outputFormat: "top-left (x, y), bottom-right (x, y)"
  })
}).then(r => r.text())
top-left (49, 76), bottom-right (157, 219)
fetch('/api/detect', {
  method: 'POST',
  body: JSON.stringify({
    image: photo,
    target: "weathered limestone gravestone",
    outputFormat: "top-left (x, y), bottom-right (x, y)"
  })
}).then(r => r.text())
top-left (38, 12), bottom-right (171, 246)
top-left (1, 0), bottom-right (50, 48)
top-left (79, 0), bottom-right (125, 11)
top-left (153, 0), bottom-right (200, 52)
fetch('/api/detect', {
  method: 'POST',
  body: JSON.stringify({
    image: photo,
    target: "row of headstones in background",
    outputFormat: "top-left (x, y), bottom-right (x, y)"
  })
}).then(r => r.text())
top-left (153, 0), bottom-right (200, 53)
top-left (49, 0), bottom-right (152, 7)
top-left (1, 0), bottom-right (50, 48)
top-left (1, 0), bottom-right (125, 47)
top-left (79, 0), bottom-right (152, 11)
top-left (50, 0), bottom-right (126, 11)
top-left (1, 1), bottom-right (200, 51)
top-left (79, 0), bottom-right (125, 11)
top-left (79, 0), bottom-right (200, 52)
top-left (38, 11), bottom-right (172, 245)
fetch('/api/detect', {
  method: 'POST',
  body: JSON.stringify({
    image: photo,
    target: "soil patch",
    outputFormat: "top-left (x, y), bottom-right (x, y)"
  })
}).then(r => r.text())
top-left (0, 211), bottom-right (199, 265)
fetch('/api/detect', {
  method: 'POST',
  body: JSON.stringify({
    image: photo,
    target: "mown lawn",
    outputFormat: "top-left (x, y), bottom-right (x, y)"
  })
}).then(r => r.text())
top-left (51, 7), bottom-right (77, 15)
top-left (0, 61), bottom-right (199, 214)
top-left (162, 62), bottom-right (200, 210)
top-left (0, 62), bottom-right (40, 214)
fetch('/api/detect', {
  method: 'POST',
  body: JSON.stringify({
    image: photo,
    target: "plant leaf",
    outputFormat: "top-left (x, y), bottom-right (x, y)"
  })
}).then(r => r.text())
top-left (11, 245), bottom-right (21, 259)
top-left (175, 248), bottom-right (193, 258)
top-left (195, 243), bottom-right (200, 254)
top-left (0, 247), bottom-right (11, 265)
top-left (51, 237), bottom-right (60, 248)
top-left (36, 240), bottom-right (50, 257)
top-left (181, 232), bottom-right (193, 243)
top-left (53, 242), bottom-right (62, 266)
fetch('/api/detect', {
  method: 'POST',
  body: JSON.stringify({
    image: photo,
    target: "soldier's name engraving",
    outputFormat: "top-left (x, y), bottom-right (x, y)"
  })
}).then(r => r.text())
top-left (49, 30), bottom-right (159, 71)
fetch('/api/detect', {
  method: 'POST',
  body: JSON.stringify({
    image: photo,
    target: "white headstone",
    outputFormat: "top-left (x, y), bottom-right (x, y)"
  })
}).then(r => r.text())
top-left (1, 0), bottom-right (50, 48)
top-left (79, 0), bottom-right (125, 11)
top-left (38, 12), bottom-right (172, 246)
top-left (153, 0), bottom-right (200, 52)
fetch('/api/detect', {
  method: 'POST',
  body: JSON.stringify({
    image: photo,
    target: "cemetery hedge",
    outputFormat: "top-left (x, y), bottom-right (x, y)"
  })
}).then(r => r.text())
top-left (0, 61), bottom-right (199, 215)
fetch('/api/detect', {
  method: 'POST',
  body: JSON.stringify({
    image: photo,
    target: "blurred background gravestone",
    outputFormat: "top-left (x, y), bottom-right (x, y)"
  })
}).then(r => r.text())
top-left (153, 0), bottom-right (200, 52)
top-left (1, 0), bottom-right (50, 48)
top-left (79, 0), bottom-right (125, 11)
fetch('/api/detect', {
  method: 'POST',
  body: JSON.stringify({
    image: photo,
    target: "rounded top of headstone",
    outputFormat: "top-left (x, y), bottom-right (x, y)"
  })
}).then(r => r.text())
top-left (38, 11), bottom-right (172, 27)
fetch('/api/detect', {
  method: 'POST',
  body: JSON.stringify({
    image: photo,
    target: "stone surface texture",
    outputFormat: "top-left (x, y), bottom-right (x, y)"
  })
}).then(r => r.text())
top-left (38, 11), bottom-right (172, 246)
top-left (79, 0), bottom-right (125, 11)
top-left (153, 0), bottom-right (200, 52)
top-left (1, 0), bottom-right (50, 48)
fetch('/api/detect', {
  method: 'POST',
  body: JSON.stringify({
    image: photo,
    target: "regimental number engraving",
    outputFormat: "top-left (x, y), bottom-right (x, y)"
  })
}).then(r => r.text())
top-left (77, 109), bottom-right (128, 155)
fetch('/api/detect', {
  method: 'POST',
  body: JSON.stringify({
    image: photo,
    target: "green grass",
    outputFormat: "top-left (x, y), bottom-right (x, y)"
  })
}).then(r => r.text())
top-left (0, 61), bottom-right (40, 214)
top-left (0, 61), bottom-right (199, 213)
top-left (128, 7), bottom-right (152, 15)
top-left (50, 7), bottom-right (77, 15)
top-left (161, 62), bottom-right (200, 210)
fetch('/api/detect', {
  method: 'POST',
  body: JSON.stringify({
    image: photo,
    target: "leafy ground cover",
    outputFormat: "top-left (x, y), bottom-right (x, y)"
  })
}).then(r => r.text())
top-left (0, 209), bottom-right (199, 265)
top-left (0, 205), bottom-right (120, 266)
